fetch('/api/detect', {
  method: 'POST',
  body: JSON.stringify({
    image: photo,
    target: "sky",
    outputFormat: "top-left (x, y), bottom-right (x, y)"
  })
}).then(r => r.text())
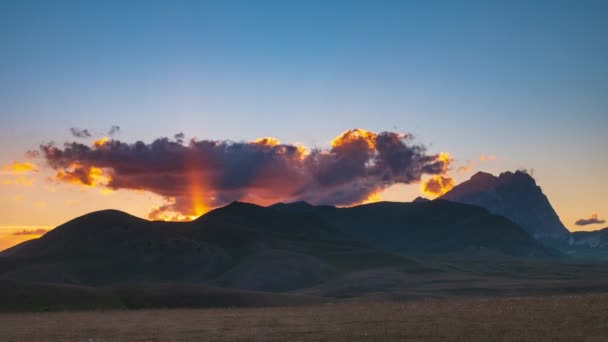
top-left (1, 0), bottom-right (607, 249)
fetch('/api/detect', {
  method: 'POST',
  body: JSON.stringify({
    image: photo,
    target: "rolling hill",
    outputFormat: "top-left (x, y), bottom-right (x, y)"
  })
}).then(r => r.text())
top-left (0, 200), bottom-right (555, 289)
top-left (4, 199), bottom-right (608, 311)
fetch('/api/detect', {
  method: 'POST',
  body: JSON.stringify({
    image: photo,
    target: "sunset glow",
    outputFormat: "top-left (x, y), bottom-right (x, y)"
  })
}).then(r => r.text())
top-left (2, 3), bottom-right (608, 335)
top-left (2, 161), bottom-right (38, 174)
top-left (0, 0), bottom-right (606, 254)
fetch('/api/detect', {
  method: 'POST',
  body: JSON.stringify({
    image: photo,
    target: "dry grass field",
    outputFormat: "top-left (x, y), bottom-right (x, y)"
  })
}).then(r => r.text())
top-left (1, 293), bottom-right (608, 342)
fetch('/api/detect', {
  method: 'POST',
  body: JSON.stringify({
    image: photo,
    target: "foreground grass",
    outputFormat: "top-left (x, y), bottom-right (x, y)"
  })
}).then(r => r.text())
top-left (2, 293), bottom-right (608, 341)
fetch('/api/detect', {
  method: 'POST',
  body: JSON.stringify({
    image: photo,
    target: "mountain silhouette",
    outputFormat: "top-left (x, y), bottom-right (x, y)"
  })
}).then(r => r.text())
top-left (440, 171), bottom-right (570, 238)
top-left (272, 200), bottom-right (556, 257)
top-left (0, 200), bottom-right (555, 289)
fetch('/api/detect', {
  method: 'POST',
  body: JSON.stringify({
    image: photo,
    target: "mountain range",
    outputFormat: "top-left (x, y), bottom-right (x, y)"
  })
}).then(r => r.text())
top-left (2, 170), bottom-right (608, 311)
top-left (0, 200), bottom-right (555, 288)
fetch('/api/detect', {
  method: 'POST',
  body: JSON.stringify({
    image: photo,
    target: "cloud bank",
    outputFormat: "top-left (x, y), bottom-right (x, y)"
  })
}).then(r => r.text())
top-left (38, 129), bottom-right (452, 220)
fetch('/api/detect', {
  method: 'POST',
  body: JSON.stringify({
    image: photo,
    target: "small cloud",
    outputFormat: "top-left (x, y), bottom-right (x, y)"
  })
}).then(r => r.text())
top-left (253, 137), bottom-right (281, 147)
top-left (12, 228), bottom-right (50, 236)
top-left (25, 150), bottom-right (40, 159)
top-left (457, 160), bottom-right (475, 174)
top-left (1, 176), bottom-right (35, 187)
top-left (34, 201), bottom-right (47, 209)
top-left (174, 132), bottom-right (185, 144)
top-left (480, 154), bottom-right (497, 162)
top-left (70, 127), bottom-right (92, 138)
top-left (2, 161), bottom-right (37, 174)
top-left (93, 137), bottom-right (109, 148)
top-left (421, 175), bottom-right (455, 197)
top-left (108, 125), bottom-right (121, 136)
top-left (575, 213), bottom-right (606, 226)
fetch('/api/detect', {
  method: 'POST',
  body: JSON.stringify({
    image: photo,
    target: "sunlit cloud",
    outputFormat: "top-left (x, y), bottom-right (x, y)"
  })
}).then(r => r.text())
top-left (421, 175), bottom-right (455, 197)
top-left (253, 137), bottom-right (281, 147)
top-left (38, 128), bottom-right (452, 220)
top-left (2, 161), bottom-right (38, 174)
top-left (54, 164), bottom-right (110, 187)
top-left (93, 137), bottom-right (109, 148)
top-left (1, 176), bottom-right (35, 187)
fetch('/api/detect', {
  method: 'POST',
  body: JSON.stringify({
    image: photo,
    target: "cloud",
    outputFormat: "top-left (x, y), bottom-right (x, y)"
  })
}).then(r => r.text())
top-left (25, 150), bottom-right (40, 159)
top-left (2, 161), bottom-right (38, 174)
top-left (108, 125), bottom-right (121, 136)
top-left (12, 228), bottom-right (50, 236)
top-left (421, 175), bottom-right (455, 197)
top-left (1, 176), bottom-right (35, 187)
top-left (174, 132), bottom-right (185, 144)
top-left (480, 154), bottom-right (496, 162)
top-left (457, 160), bottom-right (475, 174)
top-left (39, 128), bottom-right (452, 219)
top-left (70, 127), bottom-right (93, 138)
top-left (575, 213), bottom-right (606, 226)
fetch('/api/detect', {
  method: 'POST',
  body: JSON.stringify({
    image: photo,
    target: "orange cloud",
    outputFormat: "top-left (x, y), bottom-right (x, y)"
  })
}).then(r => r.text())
top-left (93, 137), bottom-right (109, 148)
top-left (55, 164), bottom-right (110, 188)
top-left (253, 137), bottom-right (281, 147)
top-left (331, 128), bottom-right (378, 150)
top-left (2, 161), bottom-right (37, 173)
top-left (480, 154), bottom-right (497, 162)
top-left (1, 176), bottom-right (35, 187)
top-left (421, 176), bottom-right (455, 197)
top-left (458, 160), bottom-right (475, 174)
top-left (437, 152), bottom-right (452, 172)
top-left (40, 129), bottom-right (453, 220)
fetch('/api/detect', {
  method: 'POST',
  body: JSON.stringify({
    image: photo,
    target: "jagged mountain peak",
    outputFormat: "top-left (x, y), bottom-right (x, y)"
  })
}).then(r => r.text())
top-left (497, 170), bottom-right (537, 187)
top-left (441, 170), bottom-right (569, 238)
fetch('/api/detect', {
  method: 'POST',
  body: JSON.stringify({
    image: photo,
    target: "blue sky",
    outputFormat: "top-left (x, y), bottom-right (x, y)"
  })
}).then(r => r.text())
top-left (0, 0), bottom-right (607, 231)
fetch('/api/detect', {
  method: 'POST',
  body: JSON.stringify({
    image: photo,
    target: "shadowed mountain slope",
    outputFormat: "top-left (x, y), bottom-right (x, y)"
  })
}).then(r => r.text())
top-left (272, 200), bottom-right (557, 257)
top-left (0, 203), bottom-right (415, 290)
top-left (0, 199), bottom-right (558, 295)
top-left (440, 171), bottom-right (570, 238)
